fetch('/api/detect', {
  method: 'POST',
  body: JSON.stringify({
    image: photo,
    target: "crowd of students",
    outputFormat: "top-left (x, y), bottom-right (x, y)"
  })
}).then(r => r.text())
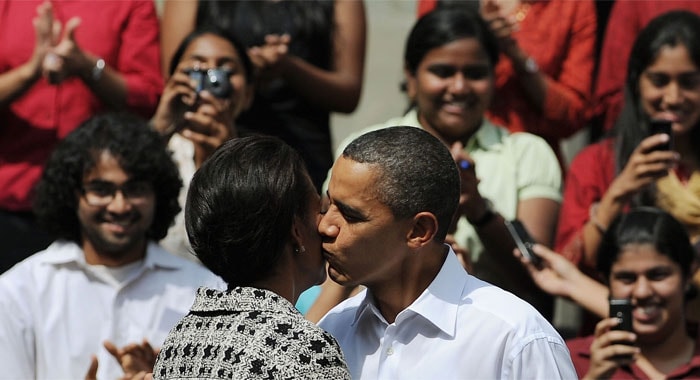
top-left (2, 0), bottom-right (700, 378)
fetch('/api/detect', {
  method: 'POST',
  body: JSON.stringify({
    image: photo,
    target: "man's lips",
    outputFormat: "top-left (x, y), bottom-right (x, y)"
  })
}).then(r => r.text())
top-left (101, 216), bottom-right (136, 234)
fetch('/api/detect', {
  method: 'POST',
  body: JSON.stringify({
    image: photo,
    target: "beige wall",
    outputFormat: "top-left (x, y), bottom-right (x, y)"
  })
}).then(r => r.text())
top-left (330, 0), bottom-right (417, 152)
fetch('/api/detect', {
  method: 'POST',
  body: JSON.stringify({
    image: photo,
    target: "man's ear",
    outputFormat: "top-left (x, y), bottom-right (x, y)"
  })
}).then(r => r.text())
top-left (406, 212), bottom-right (438, 249)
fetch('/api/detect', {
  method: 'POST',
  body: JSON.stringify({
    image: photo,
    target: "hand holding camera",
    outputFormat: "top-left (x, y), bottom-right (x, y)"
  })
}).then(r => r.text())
top-left (152, 65), bottom-right (236, 156)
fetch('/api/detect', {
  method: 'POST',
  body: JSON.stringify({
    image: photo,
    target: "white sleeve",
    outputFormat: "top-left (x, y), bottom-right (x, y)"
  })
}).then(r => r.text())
top-left (507, 334), bottom-right (578, 380)
top-left (0, 276), bottom-right (36, 378)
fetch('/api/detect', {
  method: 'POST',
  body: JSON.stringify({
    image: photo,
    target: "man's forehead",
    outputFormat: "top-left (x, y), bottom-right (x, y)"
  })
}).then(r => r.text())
top-left (329, 157), bottom-right (383, 203)
top-left (331, 158), bottom-right (374, 187)
top-left (82, 150), bottom-right (135, 181)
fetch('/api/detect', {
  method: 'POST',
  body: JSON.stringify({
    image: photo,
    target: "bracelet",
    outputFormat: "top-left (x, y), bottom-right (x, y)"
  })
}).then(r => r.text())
top-left (589, 202), bottom-right (607, 235)
top-left (468, 198), bottom-right (496, 228)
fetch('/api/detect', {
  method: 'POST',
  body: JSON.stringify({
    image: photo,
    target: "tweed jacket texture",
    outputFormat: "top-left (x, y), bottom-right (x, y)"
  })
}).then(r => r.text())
top-left (154, 286), bottom-right (350, 379)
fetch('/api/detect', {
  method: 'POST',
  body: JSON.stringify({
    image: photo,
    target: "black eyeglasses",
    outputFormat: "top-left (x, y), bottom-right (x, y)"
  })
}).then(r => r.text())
top-left (81, 181), bottom-right (153, 206)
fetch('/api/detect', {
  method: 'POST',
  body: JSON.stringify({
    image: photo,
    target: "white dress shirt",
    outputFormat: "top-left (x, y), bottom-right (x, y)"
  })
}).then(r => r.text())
top-left (0, 240), bottom-right (221, 380)
top-left (318, 248), bottom-right (577, 380)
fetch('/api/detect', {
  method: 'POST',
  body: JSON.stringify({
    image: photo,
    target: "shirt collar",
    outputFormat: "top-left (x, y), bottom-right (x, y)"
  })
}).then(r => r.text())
top-left (465, 118), bottom-right (506, 152)
top-left (350, 246), bottom-right (467, 338)
top-left (40, 240), bottom-right (182, 271)
top-left (405, 108), bottom-right (506, 153)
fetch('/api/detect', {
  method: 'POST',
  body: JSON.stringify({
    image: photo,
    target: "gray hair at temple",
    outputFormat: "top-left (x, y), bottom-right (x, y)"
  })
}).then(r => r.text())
top-left (341, 126), bottom-right (460, 242)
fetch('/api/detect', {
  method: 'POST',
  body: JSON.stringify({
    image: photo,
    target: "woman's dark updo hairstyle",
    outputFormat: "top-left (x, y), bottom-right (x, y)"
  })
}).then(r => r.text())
top-left (597, 207), bottom-right (695, 285)
top-left (404, 7), bottom-right (499, 76)
top-left (185, 135), bottom-right (313, 288)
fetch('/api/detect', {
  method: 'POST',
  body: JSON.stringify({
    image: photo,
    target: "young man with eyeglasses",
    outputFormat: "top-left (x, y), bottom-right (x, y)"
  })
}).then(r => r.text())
top-left (0, 113), bottom-right (221, 380)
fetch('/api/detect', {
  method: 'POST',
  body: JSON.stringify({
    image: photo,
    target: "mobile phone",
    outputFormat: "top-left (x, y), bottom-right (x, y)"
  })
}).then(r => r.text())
top-left (609, 298), bottom-right (633, 332)
top-left (649, 119), bottom-right (673, 151)
top-left (504, 219), bottom-right (542, 267)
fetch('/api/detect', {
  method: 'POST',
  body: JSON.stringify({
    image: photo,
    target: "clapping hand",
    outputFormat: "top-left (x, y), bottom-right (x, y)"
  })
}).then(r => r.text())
top-left (84, 340), bottom-right (158, 380)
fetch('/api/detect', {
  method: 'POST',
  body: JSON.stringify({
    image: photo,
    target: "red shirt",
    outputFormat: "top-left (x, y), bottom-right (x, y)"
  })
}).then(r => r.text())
top-left (554, 138), bottom-right (616, 267)
top-left (567, 333), bottom-right (700, 379)
top-left (418, 0), bottom-right (597, 162)
top-left (595, 1), bottom-right (700, 131)
top-left (0, 0), bottom-right (162, 211)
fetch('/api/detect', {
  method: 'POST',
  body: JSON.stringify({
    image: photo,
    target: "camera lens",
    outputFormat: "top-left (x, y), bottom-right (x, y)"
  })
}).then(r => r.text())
top-left (204, 69), bottom-right (232, 98)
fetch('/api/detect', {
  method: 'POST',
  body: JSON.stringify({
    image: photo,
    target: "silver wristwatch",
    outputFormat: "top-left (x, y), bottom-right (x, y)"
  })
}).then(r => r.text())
top-left (91, 58), bottom-right (105, 81)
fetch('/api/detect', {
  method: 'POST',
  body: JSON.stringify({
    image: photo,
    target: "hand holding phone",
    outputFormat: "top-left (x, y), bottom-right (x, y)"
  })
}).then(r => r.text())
top-left (505, 219), bottom-right (542, 267)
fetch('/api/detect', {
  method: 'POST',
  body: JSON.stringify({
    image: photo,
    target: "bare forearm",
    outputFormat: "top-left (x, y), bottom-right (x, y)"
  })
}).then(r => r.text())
top-left (582, 189), bottom-right (627, 268)
top-left (279, 54), bottom-right (361, 113)
top-left (474, 213), bottom-right (538, 288)
top-left (160, 0), bottom-right (197, 77)
top-left (80, 56), bottom-right (128, 110)
top-left (565, 269), bottom-right (608, 318)
top-left (0, 63), bottom-right (40, 107)
top-left (276, 0), bottom-right (365, 113)
top-left (506, 45), bottom-right (548, 112)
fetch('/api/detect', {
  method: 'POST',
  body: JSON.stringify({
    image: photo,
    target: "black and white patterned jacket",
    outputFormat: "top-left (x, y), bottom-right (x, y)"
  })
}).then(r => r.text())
top-left (153, 286), bottom-right (351, 379)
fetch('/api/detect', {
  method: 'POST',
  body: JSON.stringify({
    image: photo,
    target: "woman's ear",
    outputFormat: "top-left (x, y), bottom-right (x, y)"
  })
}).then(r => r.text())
top-left (290, 215), bottom-right (305, 253)
top-left (406, 211), bottom-right (438, 249)
top-left (403, 66), bottom-right (417, 102)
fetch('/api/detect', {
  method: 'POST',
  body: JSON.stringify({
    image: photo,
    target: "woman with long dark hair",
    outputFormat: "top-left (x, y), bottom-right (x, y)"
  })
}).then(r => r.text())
top-left (556, 10), bottom-right (700, 274)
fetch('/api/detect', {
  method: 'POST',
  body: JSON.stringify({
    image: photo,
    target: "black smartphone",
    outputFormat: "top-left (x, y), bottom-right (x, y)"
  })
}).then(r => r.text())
top-left (649, 119), bottom-right (673, 151)
top-left (504, 219), bottom-right (542, 267)
top-left (609, 298), bottom-right (633, 332)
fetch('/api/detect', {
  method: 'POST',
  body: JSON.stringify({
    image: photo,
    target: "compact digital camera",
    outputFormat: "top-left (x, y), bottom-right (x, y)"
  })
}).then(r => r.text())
top-left (185, 68), bottom-right (233, 98)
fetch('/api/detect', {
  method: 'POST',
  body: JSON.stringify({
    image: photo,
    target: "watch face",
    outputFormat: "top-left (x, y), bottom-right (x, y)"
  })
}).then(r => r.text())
top-left (525, 57), bottom-right (539, 74)
top-left (92, 58), bottom-right (106, 81)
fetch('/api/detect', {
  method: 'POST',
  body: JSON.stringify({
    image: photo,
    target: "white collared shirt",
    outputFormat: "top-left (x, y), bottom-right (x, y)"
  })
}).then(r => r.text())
top-left (318, 248), bottom-right (577, 380)
top-left (0, 240), bottom-right (222, 380)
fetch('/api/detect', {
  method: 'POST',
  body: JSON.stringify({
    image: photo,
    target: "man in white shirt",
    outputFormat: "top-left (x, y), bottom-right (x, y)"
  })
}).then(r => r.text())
top-left (317, 127), bottom-right (576, 379)
top-left (0, 113), bottom-right (220, 380)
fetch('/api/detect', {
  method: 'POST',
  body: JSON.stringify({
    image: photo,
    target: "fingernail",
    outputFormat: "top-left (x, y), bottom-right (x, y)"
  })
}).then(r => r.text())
top-left (459, 160), bottom-right (470, 170)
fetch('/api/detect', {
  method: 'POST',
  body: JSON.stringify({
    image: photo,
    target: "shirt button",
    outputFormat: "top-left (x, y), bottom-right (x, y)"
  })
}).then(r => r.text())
top-left (386, 347), bottom-right (394, 356)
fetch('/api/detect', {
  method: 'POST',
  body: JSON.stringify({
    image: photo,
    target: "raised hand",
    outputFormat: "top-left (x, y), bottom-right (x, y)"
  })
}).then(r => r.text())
top-left (151, 67), bottom-right (198, 138)
top-left (449, 141), bottom-right (487, 223)
top-left (480, 0), bottom-right (518, 55)
top-left (42, 16), bottom-right (89, 84)
top-left (584, 318), bottom-right (639, 380)
top-left (26, 1), bottom-right (57, 80)
top-left (104, 339), bottom-right (158, 379)
top-left (179, 89), bottom-right (237, 168)
top-left (607, 133), bottom-right (679, 204)
top-left (247, 34), bottom-right (291, 80)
